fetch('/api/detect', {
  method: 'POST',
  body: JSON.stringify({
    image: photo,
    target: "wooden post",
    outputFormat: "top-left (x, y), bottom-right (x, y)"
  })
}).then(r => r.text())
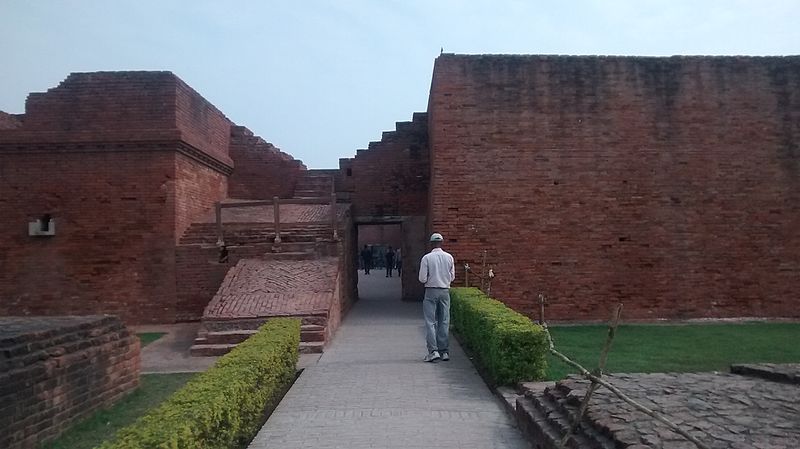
top-left (331, 192), bottom-right (338, 240)
top-left (215, 202), bottom-right (223, 246)
top-left (273, 196), bottom-right (281, 245)
top-left (480, 250), bottom-right (487, 291)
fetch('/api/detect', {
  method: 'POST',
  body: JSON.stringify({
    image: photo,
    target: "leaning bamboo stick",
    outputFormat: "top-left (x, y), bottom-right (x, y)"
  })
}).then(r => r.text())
top-left (543, 325), bottom-right (710, 449)
top-left (559, 304), bottom-right (622, 447)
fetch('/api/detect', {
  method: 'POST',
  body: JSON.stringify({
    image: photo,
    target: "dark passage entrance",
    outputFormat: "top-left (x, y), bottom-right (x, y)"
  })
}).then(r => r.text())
top-left (356, 223), bottom-right (402, 300)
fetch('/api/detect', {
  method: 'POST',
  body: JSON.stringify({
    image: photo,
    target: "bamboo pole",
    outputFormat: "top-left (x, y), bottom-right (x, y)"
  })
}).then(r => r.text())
top-left (273, 196), bottom-right (281, 245)
top-left (543, 323), bottom-right (710, 449)
top-left (559, 304), bottom-right (622, 447)
top-left (215, 202), bottom-right (223, 246)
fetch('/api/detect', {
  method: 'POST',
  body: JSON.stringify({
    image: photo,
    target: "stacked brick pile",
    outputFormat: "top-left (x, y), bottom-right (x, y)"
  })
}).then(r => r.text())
top-left (0, 316), bottom-right (140, 449)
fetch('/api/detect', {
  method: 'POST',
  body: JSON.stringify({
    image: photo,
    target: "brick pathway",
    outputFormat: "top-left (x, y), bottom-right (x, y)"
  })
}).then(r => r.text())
top-left (248, 272), bottom-right (529, 449)
top-left (204, 258), bottom-right (338, 319)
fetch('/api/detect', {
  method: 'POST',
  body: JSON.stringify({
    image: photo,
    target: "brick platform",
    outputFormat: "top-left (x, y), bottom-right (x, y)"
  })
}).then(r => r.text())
top-left (0, 316), bottom-right (140, 449)
top-left (191, 258), bottom-right (340, 356)
top-left (512, 365), bottom-right (800, 448)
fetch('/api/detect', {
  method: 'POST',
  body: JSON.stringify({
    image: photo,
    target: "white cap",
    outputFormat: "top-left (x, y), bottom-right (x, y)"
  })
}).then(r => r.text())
top-left (430, 233), bottom-right (444, 242)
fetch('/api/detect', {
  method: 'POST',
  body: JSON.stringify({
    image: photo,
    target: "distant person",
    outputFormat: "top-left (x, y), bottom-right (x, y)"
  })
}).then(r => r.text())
top-left (395, 248), bottom-right (402, 276)
top-left (418, 233), bottom-right (455, 362)
top-left (385, 245), bottom-right (395, 277)
top-left (360, 245), bottom-right (372, 274)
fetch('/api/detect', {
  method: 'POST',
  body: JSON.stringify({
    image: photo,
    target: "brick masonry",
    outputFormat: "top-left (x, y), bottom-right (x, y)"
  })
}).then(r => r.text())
top-left (0, 316), bottom-right (140, 449)
top-left (428, 54), bottom-right (800, 321)
top-left (0, 72), bottom-right (233, 323)
top-left (228, 125), bottom-right (306, 200)
top-left (338, 112), bottom-right (429, 218)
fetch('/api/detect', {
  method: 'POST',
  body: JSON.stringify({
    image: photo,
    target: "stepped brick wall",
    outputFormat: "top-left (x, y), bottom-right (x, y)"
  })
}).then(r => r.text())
top-left (429, 54), bottom-right (800, 321)
top-left (0, 72), bottom-right (234, 323)
top-left (228, 125), bottom-right (306, 200)
top-left (338, 112), bottom-right (429, 218)
top-left (0, 316), bottom-right (140, 449)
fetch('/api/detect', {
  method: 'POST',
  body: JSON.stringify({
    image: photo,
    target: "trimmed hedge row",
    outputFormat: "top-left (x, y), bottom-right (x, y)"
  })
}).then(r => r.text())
top-left (450, 287), bottom-right (548, 385)
top-left (99, 318), bottom-right (300, 449)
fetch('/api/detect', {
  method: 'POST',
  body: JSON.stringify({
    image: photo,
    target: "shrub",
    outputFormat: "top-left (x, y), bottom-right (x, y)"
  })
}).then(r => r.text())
top-left (99, 318), bottom-right (300, 449)
top-left (450, 287), bottom-right (547, 385)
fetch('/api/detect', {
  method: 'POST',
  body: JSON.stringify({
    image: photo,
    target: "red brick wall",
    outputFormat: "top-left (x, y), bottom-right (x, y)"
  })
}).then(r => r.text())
top-left (174, 243), bottom-right (271, 321)
top-left (174, 79), bottom-right (233, 166)
top-left (0, 316), bottom-right (140, 449)
top-left (339, 113), bottom-right (429, 217)
top-left (0, 111), bottom-right (22, 129)
top-left (228, 126), bottom-right (306, 199)
top-left (357, 224), bottom-right (403, 248)
top-left (0, 72), bottom-right (236, 324)
top-left (429, 54), bottom-right (800, 321)
top-left (174, 153), bottom-right (228, 241)
top-left (0, 149), bottom-right (179, 323)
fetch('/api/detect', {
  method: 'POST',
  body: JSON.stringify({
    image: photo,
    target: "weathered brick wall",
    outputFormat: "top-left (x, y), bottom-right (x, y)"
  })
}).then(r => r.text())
top-left (174, 79), bottom-right (233, 166)
top-left (357, 224), bottom-right (403, 249)
top-left (0, 150), bottom-right (179, 323)
top-left (228, 125), bottom-right (306, 200)
top-left (0, 71), bottom-right (234, 324)
top-left (429, 54), bottom-right (800, 320)
top-left (0, 316), bottom-right (140, 449)
top-left (339, 113), bottom-right (429, 218)
top-left (175, 243), bottom-right (271, 321)
top-left (21, 72), bottom-right (176, 136)
top-left (0, 111), bottom-right (22, 129)
top-left (174, 154), bottom-right (228, 241)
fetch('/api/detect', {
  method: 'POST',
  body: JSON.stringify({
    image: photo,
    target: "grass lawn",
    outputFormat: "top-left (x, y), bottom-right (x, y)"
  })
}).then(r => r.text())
top-left (136, 332), bottom-right (166, 347)
top-left (41, 373), bottom-right (196, 449)
top-left (546, 322), bottom-right (800, 380)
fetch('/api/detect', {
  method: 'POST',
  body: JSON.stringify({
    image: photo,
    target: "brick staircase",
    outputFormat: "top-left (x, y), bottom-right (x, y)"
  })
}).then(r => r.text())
top-left (499, 382), bottom-right (619, 449)
top-left (293, 173), bottom-right (333, 198)
top-left (190, 315), bottom-right (329, 356)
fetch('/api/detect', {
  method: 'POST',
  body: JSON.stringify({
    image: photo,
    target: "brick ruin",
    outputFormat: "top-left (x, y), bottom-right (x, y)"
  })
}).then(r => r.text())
top-left (0, 54), bottom-right (798, 324)
top-left (429, 55), bottom-right (800, 320)
top-left (0, 316), bottom-right (140, 448)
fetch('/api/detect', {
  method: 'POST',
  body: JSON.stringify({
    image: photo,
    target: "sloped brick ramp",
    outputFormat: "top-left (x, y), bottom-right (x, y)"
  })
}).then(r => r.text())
top-left (505, 364), bottom-right (800, 448)
top-left (190, 257), bottom-right (339, 356)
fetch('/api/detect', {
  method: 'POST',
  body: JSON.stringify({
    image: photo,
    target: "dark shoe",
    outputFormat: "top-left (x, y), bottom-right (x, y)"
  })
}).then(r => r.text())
top-left (440, 352), bottom-right (450, 361)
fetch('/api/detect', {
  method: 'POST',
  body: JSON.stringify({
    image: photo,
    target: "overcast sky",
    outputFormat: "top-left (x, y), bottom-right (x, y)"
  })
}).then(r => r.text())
top-left (1, 1), bottom-right (798, 168)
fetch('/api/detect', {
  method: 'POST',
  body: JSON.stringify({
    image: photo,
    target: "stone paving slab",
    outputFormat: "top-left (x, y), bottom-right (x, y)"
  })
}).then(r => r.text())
top-left (553, 371), bottom-right (800, 448)
top-left (731, 363), bottom-right (800, 385)
top-left (248, 272), bottom-right (529, 449)
top-left (204, 258), bottom-right (338, 319)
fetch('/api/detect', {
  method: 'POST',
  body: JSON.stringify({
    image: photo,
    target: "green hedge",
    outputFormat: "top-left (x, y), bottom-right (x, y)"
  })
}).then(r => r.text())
top-left (450, 287), bottom-right (547, 385)
top-left (99, 318), bottom-right (300, 449)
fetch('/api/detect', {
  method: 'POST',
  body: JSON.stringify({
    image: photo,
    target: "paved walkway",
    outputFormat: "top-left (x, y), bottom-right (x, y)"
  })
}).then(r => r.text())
top-left (248, 272), bottom-right (530, 449)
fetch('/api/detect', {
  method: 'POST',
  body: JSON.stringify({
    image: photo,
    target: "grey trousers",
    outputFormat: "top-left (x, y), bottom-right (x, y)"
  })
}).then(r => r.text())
top-left (423, 288), bottom-right (450, 353)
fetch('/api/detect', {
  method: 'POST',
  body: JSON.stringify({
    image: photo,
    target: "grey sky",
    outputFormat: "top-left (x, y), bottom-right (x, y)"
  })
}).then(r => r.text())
top-left (1, 1), bottom-right (798, 168)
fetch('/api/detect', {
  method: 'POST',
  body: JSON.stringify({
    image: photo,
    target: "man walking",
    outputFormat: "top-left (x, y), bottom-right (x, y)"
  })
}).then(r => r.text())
top-left (360, 245), bottom-right (372, 274)
top-left (385, 245), bottom-right (395, 277)
top-left (418, 233), bottom-right (455, 362)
